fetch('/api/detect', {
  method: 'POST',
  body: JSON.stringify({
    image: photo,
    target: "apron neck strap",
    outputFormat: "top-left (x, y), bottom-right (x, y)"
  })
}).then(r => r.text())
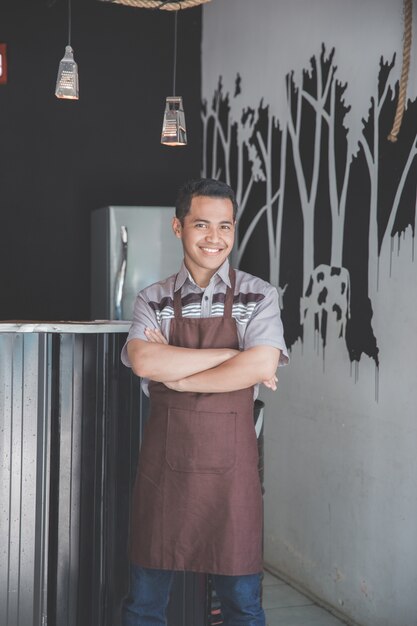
top-left (173, 276), bottom-right (183, 318)
top-left (173, 267), bottom-right (236, 319)
top-left (224, 267), bottom-right (235, 318)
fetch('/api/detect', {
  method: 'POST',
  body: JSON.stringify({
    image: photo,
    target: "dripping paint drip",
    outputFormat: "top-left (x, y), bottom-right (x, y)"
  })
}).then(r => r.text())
top-left (390, 236), bottom-right (394, 278)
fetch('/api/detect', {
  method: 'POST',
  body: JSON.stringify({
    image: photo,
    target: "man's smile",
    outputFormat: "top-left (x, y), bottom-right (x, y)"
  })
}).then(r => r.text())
top-left (199, 246), bottom-right (224, 255)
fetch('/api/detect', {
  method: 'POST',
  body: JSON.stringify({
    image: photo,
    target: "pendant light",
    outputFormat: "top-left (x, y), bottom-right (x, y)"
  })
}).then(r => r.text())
top-left (161, 10), bottom-right (187, 146)
top-left (55, 0), bottom-right (79, 100)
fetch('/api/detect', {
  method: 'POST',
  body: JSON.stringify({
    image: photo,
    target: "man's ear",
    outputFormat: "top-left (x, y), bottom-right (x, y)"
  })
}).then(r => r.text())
top-left (172, 217), bottom-right (182, 239)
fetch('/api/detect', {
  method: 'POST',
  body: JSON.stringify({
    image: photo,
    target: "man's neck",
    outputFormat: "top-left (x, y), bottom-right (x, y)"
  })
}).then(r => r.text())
top-left (184, 263), bottom-right (218, 289)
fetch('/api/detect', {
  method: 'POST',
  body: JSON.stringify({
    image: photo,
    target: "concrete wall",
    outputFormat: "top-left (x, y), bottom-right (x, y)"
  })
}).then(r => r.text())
top-left (202, 2), bottom-right (417, 625)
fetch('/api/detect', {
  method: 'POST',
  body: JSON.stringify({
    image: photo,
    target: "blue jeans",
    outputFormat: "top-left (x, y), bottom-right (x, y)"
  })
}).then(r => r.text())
top-left (122, 564), bottom-right (265, 626)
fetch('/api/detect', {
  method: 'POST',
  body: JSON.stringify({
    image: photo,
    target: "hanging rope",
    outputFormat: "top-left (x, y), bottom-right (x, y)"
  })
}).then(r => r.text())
top-left (104, 0), bottom-right (210, 9)
top-left (388, 0), bottom-right (413, 142)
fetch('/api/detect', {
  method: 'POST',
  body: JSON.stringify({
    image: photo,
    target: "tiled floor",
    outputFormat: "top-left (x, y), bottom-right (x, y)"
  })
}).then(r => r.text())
top-left (263, 570), bottom-right (348, 626)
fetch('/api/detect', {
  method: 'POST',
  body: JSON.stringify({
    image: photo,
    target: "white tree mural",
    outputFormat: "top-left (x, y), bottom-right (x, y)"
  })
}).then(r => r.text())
top-left (202, 45), bottom-right (417, 364)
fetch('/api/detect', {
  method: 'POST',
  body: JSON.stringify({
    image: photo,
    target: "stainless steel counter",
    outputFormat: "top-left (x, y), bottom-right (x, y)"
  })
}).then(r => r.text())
top-left (1, 323), bottom-right (263, 626)
top-left (0, 320), bottom-right (131, 333)
top-left (0, 322), bottom-right (141, 626)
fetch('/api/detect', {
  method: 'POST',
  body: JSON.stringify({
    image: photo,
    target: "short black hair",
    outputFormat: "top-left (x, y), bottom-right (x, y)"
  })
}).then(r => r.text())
top-left (175, 178), bottom-right (238, 224)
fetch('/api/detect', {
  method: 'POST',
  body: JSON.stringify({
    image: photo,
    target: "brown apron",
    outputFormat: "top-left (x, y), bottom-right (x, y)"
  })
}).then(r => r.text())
top-left (130, 268), bottom-right (263, 575)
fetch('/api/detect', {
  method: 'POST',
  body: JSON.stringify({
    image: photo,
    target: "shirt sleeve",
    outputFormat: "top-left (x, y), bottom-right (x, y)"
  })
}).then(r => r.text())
top-left (120, 293), bottom-right (159, 368)
top-left (243, 285), bottom-right (289, 366)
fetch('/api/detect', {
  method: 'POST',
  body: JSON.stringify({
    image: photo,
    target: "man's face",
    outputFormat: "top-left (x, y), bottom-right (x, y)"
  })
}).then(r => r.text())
top-left (172, 195), bottom-right (235, 287)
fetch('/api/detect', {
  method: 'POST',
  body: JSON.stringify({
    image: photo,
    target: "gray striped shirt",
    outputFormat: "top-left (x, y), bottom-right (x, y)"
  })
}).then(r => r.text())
top-left (121, 259), bottom-right (288, 395)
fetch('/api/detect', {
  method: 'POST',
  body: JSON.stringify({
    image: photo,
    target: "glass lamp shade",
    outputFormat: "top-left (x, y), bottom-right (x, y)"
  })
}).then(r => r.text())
top-left (161, 96), bottom-right (187, 146)
top-left (55, 46), bottom-right (79, 100)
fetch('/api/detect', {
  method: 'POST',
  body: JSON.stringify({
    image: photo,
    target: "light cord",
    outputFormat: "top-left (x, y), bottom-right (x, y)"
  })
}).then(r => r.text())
top-left (172, 10), bottom-right (177, 95)
top-left (68, 0), bottom-right (72, 46)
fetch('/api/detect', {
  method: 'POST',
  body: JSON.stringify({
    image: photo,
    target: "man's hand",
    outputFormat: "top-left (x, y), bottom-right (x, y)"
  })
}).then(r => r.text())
top-left (144, 327), bottom-right (168, 344)
top-left (158, 346), bottom-right (280, 394)
top-left (165, 374), bottom-right (278, 393)
top-left (143, 329), bottom-right (183, 391)
top-left (139, 327), bottom-right (280, 393)
top-left (128, 332), bottom-right (239, 382)
top-left (262, 374), bottom-right (278, 391)
top-left (164, 379), bottom-right (184, 391)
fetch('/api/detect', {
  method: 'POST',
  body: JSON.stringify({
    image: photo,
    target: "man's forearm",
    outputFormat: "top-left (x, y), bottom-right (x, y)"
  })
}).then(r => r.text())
top-left (172, 347), bottom-right (281, 393)
top-left (127, 339), bottom-right (239, 381)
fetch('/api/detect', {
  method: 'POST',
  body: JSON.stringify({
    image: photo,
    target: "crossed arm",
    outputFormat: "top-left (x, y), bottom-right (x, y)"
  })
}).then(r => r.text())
top-left (127, 328), bottom-right (280, 393)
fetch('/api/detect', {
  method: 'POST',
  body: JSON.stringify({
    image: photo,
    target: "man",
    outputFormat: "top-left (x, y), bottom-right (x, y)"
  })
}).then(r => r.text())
top-left (121, 178), bottom-right (288, 626)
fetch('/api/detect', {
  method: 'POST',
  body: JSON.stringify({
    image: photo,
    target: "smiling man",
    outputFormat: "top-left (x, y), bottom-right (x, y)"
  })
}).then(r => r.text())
top-left (121, 178), bottom-right (288, 626)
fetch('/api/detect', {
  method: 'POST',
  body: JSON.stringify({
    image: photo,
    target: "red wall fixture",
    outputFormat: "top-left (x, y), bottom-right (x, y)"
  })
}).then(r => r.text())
top-left (0, 44), bottom-right (7, 84)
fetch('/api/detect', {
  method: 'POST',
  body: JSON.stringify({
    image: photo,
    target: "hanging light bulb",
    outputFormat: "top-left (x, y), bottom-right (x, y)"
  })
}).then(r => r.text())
top-left (55, 46), bottom-right (79, 99)
top-left (55, 0), bottom-right (79, 100)
top-left (161, 11), bottom-right (187, 146)
top-left (161, 96), bottom-right (187, 145)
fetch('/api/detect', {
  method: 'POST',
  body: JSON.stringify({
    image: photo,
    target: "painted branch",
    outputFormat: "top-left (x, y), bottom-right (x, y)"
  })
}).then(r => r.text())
top-left (384, 135), bottom-right (417, 241)
top-left (201, 112), bottom-right (208, 176)
top-left (240, 174), bottom-right (254, 218)
top-left (236, 204), bottom-right (268, 265)
top-left (236, 188), bottom-right (280, 265)
top-left (255, 117), bottom-right (276, 275)
top-left (214, 115), bottom-right (231, 184)
top-left (275, 121), bottom-right (288, 279)
top-left (211, 94), bottom-right (220, 178)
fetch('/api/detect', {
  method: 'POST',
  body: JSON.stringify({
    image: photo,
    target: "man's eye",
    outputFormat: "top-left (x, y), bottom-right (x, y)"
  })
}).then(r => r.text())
top-left (221, 225), bottom-right (231, 230)
top-left (195, 223), bottom-right (207, 228)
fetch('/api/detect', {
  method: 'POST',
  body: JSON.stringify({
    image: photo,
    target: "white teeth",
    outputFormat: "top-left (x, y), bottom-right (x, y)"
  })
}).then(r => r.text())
top-left (201, 247), bottom-right (221, 254)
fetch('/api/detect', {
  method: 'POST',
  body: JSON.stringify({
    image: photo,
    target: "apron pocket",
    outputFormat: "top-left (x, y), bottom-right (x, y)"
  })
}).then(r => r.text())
top-left (166, 407), bottom-right (236, 473)
top-left (138, 456), bottom-right (164, 489)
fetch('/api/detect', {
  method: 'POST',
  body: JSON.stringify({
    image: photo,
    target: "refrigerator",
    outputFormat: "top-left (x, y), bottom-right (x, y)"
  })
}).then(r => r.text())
top-left (91, 206), bottom-right (183, 321)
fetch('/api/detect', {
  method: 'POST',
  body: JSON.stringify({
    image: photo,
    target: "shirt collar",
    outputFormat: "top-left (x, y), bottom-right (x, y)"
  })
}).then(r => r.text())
top-left (174, 258), bottom-right (231, 291)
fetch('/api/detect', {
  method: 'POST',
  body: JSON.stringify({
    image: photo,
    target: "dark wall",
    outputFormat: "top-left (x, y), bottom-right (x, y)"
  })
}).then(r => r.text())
top-left (0, 0), bottom-right (201, 320)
